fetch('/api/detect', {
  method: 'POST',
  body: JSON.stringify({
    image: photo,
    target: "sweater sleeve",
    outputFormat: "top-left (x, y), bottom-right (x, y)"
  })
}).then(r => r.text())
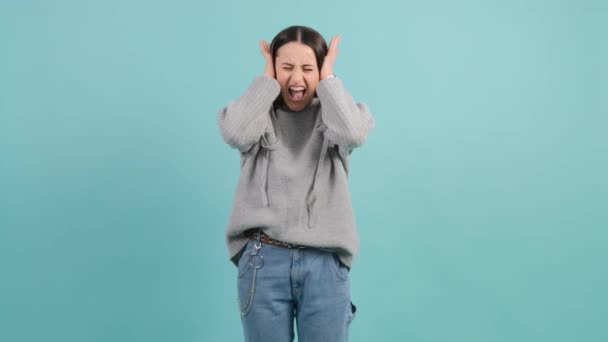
top-left (315, 77), bottom-right (375, 153)
top-left (217, 75), bottom-right (281, 152)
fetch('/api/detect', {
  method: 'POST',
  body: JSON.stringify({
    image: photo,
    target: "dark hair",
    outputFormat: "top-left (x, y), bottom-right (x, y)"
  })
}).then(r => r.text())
top-left (270, 26), bottom-right (328, 72)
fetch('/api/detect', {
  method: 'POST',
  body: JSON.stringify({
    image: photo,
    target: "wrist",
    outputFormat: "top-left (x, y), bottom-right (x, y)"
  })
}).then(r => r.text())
top-left (263, 64), bottom-right (275, 78)
top-left (321, 73), bottom-right (336, 80)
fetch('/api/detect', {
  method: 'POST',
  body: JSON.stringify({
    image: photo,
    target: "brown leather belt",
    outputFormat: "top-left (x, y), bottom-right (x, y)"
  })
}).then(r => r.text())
top-left (244, 229), bottom-right (307, 249)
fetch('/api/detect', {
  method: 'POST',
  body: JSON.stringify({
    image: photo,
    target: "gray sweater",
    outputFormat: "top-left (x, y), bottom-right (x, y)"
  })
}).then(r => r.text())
top-left (218, 75), bottom-right (374, 268)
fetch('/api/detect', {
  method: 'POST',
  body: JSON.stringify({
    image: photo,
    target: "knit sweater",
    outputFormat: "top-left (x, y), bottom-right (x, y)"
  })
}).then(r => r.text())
top-left (218, 75), bottom-right (374, 268)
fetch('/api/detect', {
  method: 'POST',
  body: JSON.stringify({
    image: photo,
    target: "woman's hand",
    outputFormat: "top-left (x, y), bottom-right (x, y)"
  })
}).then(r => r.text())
top-left (321, 35), bottom-right (340, 80)
top-left (259, 40), bottom-right (274, 78)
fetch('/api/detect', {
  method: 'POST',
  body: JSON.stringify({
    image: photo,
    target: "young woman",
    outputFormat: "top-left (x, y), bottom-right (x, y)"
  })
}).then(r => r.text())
top-left (218, 25), bottom-right (374, 342)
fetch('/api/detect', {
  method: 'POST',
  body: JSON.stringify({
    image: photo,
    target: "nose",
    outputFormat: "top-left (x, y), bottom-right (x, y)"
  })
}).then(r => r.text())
top-left (291, 69), bottom-right (304, 83)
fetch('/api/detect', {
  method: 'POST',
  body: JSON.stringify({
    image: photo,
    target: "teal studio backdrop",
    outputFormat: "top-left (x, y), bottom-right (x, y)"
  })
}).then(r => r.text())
top-left (1, 0), bottom-right (606, 341)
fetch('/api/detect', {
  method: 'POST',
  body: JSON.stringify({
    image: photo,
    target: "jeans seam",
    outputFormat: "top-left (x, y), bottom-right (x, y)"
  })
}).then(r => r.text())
top-left (238, 240), bottom-right (263, 317)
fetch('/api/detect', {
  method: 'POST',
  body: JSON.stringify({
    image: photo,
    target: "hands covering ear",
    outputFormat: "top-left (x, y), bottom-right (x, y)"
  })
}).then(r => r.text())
top-left (321, 35), bottom-right (340, 80)
top-left (259, 40), bottom-right (274, 78)
top-left (259, 34), bottom-right (340, 80)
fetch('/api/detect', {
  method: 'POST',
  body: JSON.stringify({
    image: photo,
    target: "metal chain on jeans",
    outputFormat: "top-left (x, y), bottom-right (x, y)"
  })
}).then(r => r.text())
top-left (240, 229), bottom-right (264, 316)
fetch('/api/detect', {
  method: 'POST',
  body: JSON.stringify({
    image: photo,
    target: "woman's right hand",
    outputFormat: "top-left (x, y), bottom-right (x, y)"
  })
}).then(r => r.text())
top-left (259, 40), bottom-right (274, 78)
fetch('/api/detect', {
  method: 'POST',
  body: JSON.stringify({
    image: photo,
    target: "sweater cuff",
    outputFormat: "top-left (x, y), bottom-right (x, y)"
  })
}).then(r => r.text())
top-left (252, 75), bottom-right (281, 99)
top-left (317, 76), bottom-right (342, 92)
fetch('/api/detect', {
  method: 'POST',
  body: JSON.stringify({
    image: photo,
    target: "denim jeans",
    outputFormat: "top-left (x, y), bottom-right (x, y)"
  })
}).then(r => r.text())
top-left (237, 238), bottom-right (356, 342)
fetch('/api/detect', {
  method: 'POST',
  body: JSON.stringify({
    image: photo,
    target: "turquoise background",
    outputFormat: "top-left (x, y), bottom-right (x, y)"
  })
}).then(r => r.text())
top-left (1, 0), bottom-right (606, 341)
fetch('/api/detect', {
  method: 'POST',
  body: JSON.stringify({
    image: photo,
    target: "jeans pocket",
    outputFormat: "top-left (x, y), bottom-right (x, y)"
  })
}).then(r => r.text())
top-left (348, 301), bottom-right (357, 324)
top-left (329, 253), bottom-right (349, 280)
top-left (237, 241), bottom-right (252, 278)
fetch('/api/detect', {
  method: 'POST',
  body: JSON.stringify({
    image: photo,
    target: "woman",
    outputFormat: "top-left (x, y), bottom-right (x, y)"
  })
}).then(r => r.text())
top-left (218, 25), bottom-right (374, 342)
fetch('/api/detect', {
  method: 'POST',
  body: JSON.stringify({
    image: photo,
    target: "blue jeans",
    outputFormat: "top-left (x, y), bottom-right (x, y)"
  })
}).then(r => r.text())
top-left (237, 238), bottom-right (356, 342)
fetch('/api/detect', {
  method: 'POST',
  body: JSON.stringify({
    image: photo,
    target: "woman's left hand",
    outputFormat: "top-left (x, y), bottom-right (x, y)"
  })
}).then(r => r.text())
top-left (321, 35), bottom-right (340, 80)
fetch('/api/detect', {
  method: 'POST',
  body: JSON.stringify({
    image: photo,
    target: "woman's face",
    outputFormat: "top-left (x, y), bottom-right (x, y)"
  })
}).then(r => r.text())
top-left (275, 42), bottom-right (320, 112)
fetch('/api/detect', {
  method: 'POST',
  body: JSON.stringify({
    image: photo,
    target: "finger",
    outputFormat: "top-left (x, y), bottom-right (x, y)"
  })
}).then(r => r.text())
top-left (327, 36), bottom-right (340, 59)
top-left (330, 35), bottom-right (340, 52)
top-left (259, 40), bottom-right (269, 55)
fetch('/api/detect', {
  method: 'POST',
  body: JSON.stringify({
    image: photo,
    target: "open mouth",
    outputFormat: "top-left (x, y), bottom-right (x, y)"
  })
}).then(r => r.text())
top-left (288, 86), bottom-right (306, 101)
